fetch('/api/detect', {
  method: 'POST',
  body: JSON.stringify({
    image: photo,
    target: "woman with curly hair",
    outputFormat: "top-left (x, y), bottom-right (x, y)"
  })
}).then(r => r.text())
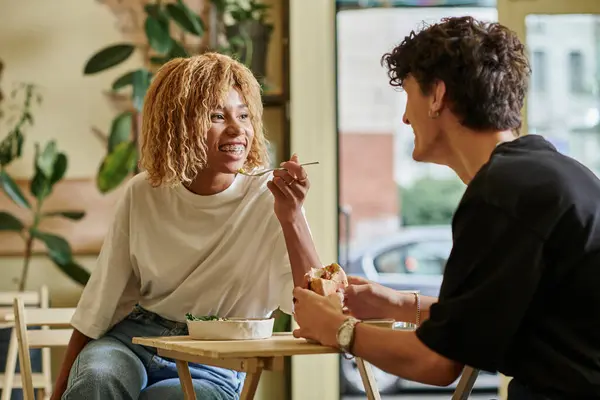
top-left (293, 16), bottom-right (600, 398)
top-left (52, 53), bottom-right (320, 400)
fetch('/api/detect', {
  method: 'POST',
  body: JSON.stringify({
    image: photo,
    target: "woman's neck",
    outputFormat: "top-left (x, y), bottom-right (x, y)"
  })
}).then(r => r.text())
top-left (185, 170), bottom-right (236, 195)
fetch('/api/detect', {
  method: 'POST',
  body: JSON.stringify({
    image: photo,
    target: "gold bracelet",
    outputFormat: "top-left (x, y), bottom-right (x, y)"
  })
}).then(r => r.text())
top-left (414, 292), bottom-right (421, 326)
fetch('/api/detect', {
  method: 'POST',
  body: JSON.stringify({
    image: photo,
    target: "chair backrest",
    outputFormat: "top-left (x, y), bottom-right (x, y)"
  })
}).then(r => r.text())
top-left (451, 366), bottom-right (480, 400)
top-left (12, 297), bottom-right (75, 400)
top-left (0, 286), bottom-right (47, 327)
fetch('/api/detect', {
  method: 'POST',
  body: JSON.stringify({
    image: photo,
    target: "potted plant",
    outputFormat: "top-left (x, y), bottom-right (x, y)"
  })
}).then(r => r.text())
top-left (83, 0), bottom-right (275, 194)
top-left (0, 74), bottom-right (89, 398)
top-left (213, 0), bottom-right (274, 88)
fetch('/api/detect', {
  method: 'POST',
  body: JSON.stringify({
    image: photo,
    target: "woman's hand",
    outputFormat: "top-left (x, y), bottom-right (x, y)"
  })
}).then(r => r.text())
top-left (292, 287), bottom-right (347, 347)
top-left (343, 276), bottom-right (405, 320)
top-left (267, 153), bottom-right (310, 223)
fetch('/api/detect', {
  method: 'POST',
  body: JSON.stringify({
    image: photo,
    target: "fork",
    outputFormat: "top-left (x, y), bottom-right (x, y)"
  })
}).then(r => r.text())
top-left (237, 161), bottom-right (320, 177)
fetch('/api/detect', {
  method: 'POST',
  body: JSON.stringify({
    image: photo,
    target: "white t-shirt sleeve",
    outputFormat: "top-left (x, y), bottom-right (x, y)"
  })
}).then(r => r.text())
top-left (70, 186), bottom-right (140, 339)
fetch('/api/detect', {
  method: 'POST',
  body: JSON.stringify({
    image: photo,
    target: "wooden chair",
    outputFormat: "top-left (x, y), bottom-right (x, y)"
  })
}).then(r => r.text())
top-left (452, 366), bottom-right (480, 400)
top-left (0, 287), bottom-right (50, 400)
top-left (12, 297), bottom-right (75, 400)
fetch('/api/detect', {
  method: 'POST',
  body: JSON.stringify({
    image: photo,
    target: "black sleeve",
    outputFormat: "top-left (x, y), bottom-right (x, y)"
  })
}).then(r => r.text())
top-left (416, 200), bottom-right (545, 372)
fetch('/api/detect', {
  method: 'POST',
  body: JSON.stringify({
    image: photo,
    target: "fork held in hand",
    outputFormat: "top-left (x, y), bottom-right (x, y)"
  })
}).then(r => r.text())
top-left (238, 161), bottom-right (320, 177)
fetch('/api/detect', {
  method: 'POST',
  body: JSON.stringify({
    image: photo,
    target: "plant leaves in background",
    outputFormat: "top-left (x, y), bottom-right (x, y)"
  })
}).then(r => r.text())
top-left (30, 146), bottom-right (67, 201)
top-left (42, 211), bottom-right (85, 221)
top-left (144, 3), bottom-right (170, 29)
top-left (210, 0), bottom-right (227, 14)
top-left (112, 71), bottom-right (135, 91)
top-left (35, 141), bottom-right (58, 178)
top-left (53, 259), bottom-right (90, 286)
top-left (31, 230), bottom-right (72, 265)
top-left (145, 16), bottom-right (173, 54)
top-left (97, 141), bottom-right (137, 193)
top-left (0, 129), bottom-right (24, 167)
top-left (108, 112), bottom-right (132, 152)
top-left (31, 229), bottom-right (90, 285)
top-left (84, 44), bottom-right (135, 75)
top-left (0, 169), bottom-right (30, 208)
top-left (150, 56), bottom-right (170, 65)
top-left (0, 211), bottom-right (24, 231)
top-left (166, 1), bottom-right (204, 36)
top-left (132, 70), bottom-right (152, 112)
top-left (169, 41), bottom-right (189, 58)
top-left (50, 153), bottom-right (67, 185)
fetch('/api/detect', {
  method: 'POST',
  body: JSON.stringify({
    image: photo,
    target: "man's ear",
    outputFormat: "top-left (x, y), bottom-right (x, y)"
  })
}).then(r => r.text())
top-left (430, 80), bottom-right (446, 114)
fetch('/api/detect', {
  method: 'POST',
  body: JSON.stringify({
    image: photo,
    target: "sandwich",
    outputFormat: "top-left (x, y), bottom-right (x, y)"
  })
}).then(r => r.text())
top-left (305, 263), bottom-right (348, 301)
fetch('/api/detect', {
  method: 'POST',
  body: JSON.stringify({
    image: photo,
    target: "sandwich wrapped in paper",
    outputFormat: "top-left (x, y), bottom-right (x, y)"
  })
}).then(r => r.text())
top-left (305, 263), bottom-right (348, 303)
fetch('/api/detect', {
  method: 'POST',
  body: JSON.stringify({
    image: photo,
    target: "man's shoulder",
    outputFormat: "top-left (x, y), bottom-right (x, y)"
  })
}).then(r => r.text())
top-left (462, 138), bottom-right (600, 237)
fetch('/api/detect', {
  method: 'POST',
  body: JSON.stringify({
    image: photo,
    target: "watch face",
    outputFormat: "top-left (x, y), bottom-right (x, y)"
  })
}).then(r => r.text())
top-left (338, 322), bottom-right (353, 348)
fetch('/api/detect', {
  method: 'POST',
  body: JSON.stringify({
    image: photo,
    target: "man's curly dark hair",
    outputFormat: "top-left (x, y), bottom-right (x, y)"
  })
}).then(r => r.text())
top-left (382, 16), bottom-right (531, 132)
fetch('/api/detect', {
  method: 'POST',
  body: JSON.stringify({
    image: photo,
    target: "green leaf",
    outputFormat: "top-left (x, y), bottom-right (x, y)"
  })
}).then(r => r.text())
top-left (36, 141), bottom-right (58, 178)
top-left (83, 44), bottom-right (136, 75)
top-left (43, 211), bottom-right (85, 221)
top-left (32, 229), bottom-right (90, 285)
top-left (97, 141), bottom-right (137, 193)
top-left (150, 56), bottom-right (170, 65)
top-left (145, 16), bottom-right (173, 54)
top-left (0, 211), bottom-right (24, 231)
top-left (50, 153), bottom-right (67, 185)
top-left (144, 4), bottom-right (170, 29)
top-left (0, 129), bottom-right (24, 167)
top-left (30, 148), bottom-right (67, 201)
top-left (166, 1), bottom-right (204, 36)
top-left (53, 260), bottom-right (90, 286)
top-left (30, 169), bottom-right (51, 200)
top-left (31, 230), bottom-right (72, 265)
top-left (132, 70), bottom-right (152, 112)
top-left (112, 71), bottom-right (135, 91)
top-left (108, 112), bottom-right (133, 153)
top-left (0, 169), bottom-right (30, 208)
top-left (169, 41), bottom-right (189, 58)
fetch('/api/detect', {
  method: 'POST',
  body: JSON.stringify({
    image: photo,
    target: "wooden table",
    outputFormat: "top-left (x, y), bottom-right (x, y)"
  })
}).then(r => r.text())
top-left (133, 333), bottom-right (381, 400)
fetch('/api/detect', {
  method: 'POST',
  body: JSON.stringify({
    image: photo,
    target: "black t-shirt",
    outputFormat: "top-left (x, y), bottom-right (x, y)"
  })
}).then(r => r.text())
top-left (416, 135), bottom-right (600, 398)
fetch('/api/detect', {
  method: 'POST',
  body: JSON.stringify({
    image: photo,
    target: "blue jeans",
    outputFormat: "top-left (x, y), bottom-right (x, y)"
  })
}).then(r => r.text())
top-left (63, 306), bottom-right (244, 400)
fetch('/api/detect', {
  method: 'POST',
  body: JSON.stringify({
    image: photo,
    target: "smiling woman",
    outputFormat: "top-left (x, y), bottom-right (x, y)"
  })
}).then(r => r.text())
top-left (48, 52), bottom-right (320, 400)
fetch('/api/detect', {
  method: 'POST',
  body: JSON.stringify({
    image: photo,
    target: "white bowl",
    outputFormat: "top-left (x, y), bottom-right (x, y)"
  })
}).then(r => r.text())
top-left (186, 318), bottom-right (275, 341)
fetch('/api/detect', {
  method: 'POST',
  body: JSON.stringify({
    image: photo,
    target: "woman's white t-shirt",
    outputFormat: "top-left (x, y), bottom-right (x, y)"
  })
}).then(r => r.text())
top-left (71, 172), bottom-right (294, 339)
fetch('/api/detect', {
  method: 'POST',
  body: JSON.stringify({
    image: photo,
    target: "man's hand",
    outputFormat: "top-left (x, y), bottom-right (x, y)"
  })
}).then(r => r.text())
top-left (292, 287), bottom-right (347, 347)
top-left (343, 276), bottom-right (405, 320)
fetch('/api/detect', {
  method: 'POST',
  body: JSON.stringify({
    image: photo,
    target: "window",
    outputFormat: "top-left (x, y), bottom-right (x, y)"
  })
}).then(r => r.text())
top-left (531, 50), bottom-right (547, 92)
top-left (569, 50), bottom-right (585, 93)
top-left (373, 240), bottom-right (452, 275)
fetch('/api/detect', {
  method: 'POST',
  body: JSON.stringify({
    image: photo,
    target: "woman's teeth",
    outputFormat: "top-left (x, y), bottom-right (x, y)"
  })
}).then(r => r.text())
top-left (219, 144), bottom-right (245, 154)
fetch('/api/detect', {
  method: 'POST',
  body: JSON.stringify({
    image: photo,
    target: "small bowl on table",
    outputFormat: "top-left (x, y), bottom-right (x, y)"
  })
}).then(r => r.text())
top-left (186, 317), bottom-right (275, 341)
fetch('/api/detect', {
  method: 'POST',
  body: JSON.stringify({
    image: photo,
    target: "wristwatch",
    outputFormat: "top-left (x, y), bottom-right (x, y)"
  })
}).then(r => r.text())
top-left (336, 317), bottom-right (360, 358)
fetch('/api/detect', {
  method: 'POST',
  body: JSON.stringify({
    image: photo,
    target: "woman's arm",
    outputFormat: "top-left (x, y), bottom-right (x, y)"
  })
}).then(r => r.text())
top-left (50, 329), bottom-right (91, 400)
top-left (268, 154), bottom-right (321, 285)
top-left (279, 215), bottom-right (321, 286)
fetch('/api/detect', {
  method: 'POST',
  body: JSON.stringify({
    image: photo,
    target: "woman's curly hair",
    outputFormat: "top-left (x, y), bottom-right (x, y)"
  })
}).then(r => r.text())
top-left (382, 16), bottom-right (531, 132)
top-left (140, 52), bottom-right (268, 188)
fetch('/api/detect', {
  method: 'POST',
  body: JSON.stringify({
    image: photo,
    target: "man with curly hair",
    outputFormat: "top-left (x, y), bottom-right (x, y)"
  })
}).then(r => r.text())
top-left (293, 16), bottom-right (600, 398)
top-left (51, 53), bottom-right (320, 400)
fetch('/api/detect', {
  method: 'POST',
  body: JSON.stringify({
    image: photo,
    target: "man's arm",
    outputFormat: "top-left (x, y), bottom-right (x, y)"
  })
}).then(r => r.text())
top-left (344, 277), bottom-right (437, 323)
top-left (352, 324), bottom-right (463, 386)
